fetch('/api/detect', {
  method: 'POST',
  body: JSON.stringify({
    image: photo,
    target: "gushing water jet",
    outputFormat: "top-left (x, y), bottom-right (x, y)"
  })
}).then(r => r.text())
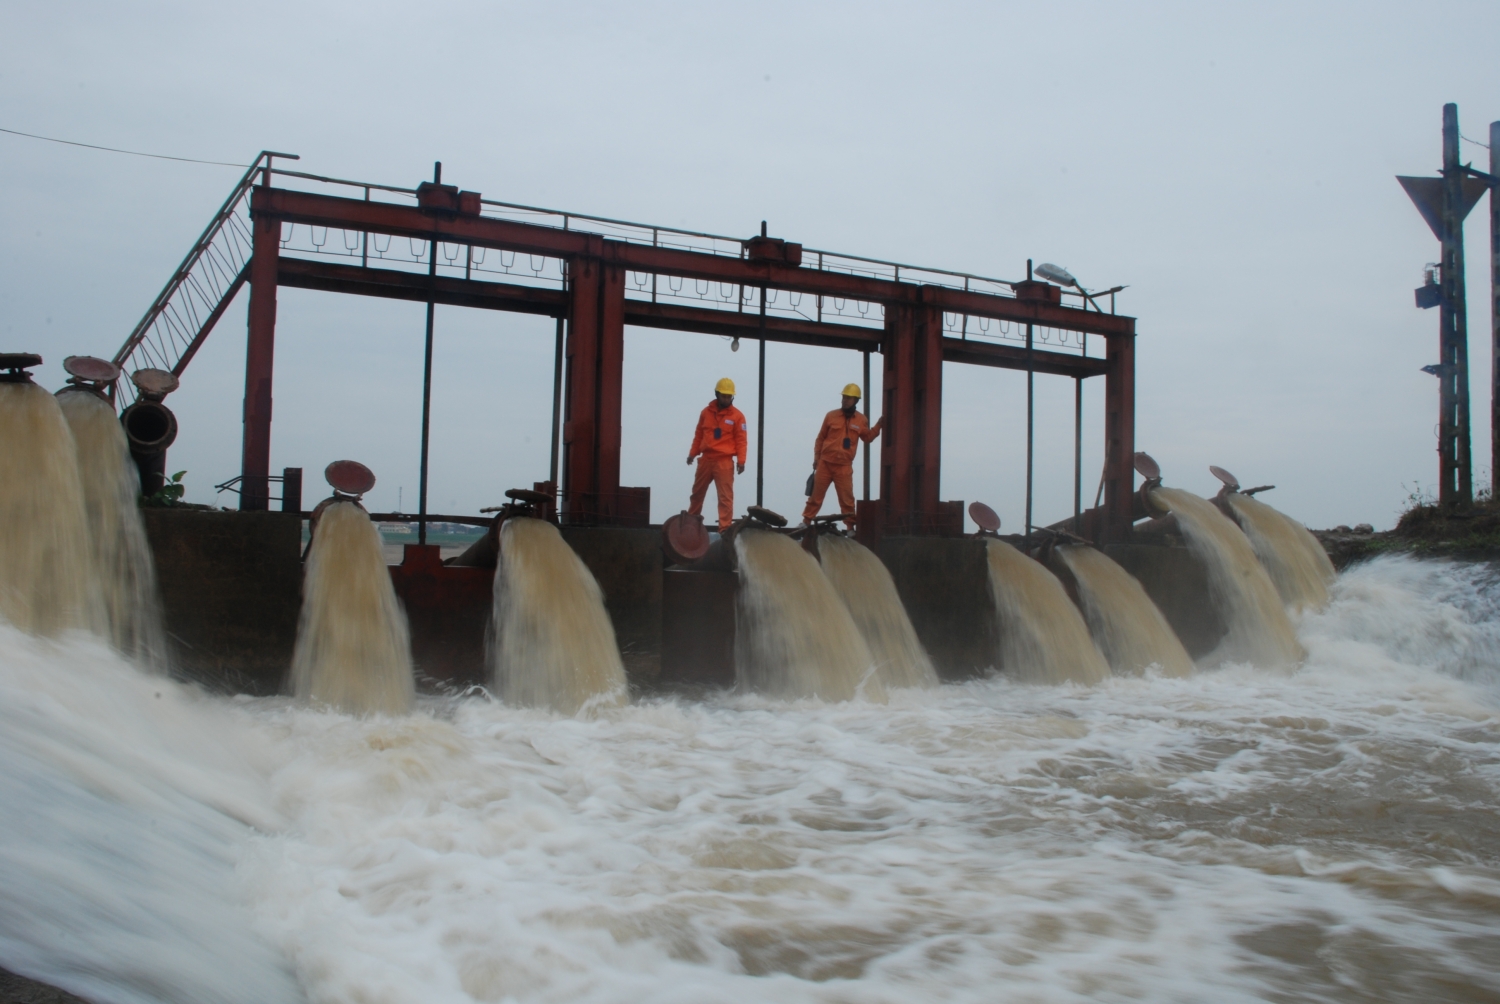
top-left (54, 356), bottom-right (167, 665)
top-left (0, 353), bottom-right (104, 637)
top-left (1147, 483), bottom-right (1303, 668)
top-left (490, 514), bottom-right (628, 714)
top-left (1050, 544), bottom-right (1194, 677)
top-left (809, 530), bottom-right (937, 690)
top-left (290, 461), bottom-right (414, 715)
top-left (983, 535), bottom-right (1110, 685)
top-left (734, 516), bottom-right (885, 702)
top-left (1209, 466), bottom-right (1335, 612)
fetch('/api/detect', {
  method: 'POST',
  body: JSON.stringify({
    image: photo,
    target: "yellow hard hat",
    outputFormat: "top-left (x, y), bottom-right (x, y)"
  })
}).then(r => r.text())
top-left (716, 377), bottom-right (736, 395)
top-left (842, 383), bottom-right (861, 398)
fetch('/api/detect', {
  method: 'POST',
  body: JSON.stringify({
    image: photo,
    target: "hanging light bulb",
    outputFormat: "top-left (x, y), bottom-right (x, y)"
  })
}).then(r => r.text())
top-left (731, 337), bottom-right (740, 352)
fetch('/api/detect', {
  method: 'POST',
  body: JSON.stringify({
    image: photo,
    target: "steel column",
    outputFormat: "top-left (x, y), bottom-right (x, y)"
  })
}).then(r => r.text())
top-left (550, 315), bottom-right (564, 487)
top-left (560, 246), bottom-right (625, 523)
top-left (1101, 330), bottom-right (1136, 541)
top-left (879, 296), bottom-right (943, 532)
top-left (240, 204), bottom-right (280, 511)
top-left (862, 349), bottom-right (871, 500)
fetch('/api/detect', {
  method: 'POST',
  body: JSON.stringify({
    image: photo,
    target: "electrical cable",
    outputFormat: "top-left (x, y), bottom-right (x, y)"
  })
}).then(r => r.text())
top-left (0, 125), bottom-right (246, 167)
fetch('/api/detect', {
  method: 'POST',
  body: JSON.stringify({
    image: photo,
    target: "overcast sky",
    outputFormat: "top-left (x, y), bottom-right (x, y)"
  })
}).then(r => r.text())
top-left (2, 1), bottom-right (1497, 530)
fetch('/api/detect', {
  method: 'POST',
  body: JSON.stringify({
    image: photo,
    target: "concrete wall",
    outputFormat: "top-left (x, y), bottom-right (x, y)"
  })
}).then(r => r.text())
top-left (142, 510), bottom-right (1220, 697)
top-left (142, 508), bottom-right (302, 695)
top-left (877, 536), bottom-right (997, 680)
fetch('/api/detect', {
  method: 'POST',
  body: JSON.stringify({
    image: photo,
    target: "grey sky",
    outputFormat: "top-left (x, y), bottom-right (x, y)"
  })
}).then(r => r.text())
top-left (2, 2), bottom-right (1496, 530)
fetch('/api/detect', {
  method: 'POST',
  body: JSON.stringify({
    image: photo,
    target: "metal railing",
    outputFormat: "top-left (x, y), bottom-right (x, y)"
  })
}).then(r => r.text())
top-left (111, 151), bottom-right (299, 393)
top-left (114, 155), bottom-right (1115, 387)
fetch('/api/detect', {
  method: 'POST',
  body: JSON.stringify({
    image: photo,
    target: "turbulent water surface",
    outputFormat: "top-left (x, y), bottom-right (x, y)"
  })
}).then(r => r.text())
top-left (2, 556), bottom-right (1499, 1003)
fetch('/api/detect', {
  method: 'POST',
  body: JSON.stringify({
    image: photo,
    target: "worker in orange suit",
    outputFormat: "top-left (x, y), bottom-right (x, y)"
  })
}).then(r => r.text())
top-left (802, 383), bottom-right (883, 529)
top-left (686, 377), bottom-right (748, 530)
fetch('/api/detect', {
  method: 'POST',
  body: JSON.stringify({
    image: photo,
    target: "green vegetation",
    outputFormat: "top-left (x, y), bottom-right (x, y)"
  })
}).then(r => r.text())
top-left (142, 470), bottom-right (187, 507)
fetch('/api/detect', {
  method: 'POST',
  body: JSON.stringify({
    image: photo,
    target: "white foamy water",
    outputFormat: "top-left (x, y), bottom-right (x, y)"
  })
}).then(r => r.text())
top-left (2, 556), bottom-right (1499, 1003)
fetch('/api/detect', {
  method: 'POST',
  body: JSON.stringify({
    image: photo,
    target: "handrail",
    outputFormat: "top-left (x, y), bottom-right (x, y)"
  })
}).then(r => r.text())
top-left (111, 150), bottom-right (299, 394)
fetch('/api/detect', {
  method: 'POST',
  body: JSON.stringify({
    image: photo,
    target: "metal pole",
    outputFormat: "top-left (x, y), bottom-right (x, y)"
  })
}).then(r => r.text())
top-left (1440, 105), bottom-right (1472, 504)
top-left (757, 283), bottom-right (767, 507)
top-left (1073, 380), bottom-right (1082, 532)
top-left (549, 315), bottom-right (564, 486)
top-left (418, 161), bottom-right (440, 545)
top-left (1025, 259), bottom-right (1034, 549)
top-left (1490, 119), bottom-right (1499, 500)
top-left (862, 349), bottom-right (871, 500)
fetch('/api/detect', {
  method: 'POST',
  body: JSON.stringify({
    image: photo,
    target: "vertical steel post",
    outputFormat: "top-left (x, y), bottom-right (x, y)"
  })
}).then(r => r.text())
top-left (418, 162), bottom-right (439, 545)
top-left (550, 314), bottom-right (564, 486)
top-left (1074, 332), bottom-right (1086, 531)
top-left (240, 198), bottom-right (280, 511)
top-left (757, 283), bottom-right (767, 507)
top-left (1024, 260), bottom-right (1034, 549)
top-left (1491, 119), bottom-right (1499, 499)
top-left (1073, 378), bottom-right (1083, 531)
top-left (862, 349), bottom-right (871, 500)
top-left (1439, 104), bottom-right (1473, 505)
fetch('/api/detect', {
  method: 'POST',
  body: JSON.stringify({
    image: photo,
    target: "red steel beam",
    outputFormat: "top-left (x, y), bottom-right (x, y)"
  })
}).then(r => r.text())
top-left (251, 188), bottom-right (1131, 336)
top-left (280, 257), bottom-right (1113, 377)
top-left (240, 208), bottom-right (280, 511)
top-left (278, 258), bottom-right (565, 316)
top-left (941, 336), bottom-right (1107, 378)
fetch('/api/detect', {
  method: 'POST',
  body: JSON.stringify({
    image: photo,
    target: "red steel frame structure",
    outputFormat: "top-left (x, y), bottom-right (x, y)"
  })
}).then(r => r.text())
top-left (117, 160), bottom-right (1138, 540)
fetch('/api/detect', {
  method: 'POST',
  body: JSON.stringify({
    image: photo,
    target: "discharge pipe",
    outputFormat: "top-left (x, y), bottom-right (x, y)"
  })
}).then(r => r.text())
top-left (119, 368), bottom-right (180, 495)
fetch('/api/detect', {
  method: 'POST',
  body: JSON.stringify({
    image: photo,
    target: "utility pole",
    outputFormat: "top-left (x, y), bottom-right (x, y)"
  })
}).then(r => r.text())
top-left (1441, 105), bottom-right (1472, 505)
top-left (1491, 119), bottom-right (1499, 500)
top-left (1399, 104), bottom-right (1489, 506)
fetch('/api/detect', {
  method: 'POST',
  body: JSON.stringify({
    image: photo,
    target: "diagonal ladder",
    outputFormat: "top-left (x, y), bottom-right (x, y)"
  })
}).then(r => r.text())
top-left (111, 150), bottom-right (297, 394)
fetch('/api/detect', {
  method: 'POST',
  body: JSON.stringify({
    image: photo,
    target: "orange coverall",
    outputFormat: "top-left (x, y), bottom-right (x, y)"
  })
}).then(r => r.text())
top-left (803, 407), bottom-right (880, 526)
top-left (687, 400), bottom-right (748, 529)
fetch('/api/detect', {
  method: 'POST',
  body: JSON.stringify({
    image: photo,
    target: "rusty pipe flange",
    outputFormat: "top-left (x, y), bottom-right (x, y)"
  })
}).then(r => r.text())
top-left (968, 501), bottom-right (1002, 537)
top-left (1138, 479), bottom-right (1170, 519)
top-left (58, 355), bottom-right (120, 400)
top-left (131, 368), bottom-right (179, 402)
top-left (324, 460), bottom-right (376, 499)
top-left (0, 353), bottom-right (43, 383)
top-left (662, 511), bottom-right (711, 566)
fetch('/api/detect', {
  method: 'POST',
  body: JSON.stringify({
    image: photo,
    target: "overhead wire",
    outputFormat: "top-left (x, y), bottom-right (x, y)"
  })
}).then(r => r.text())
top-left (0, 125), bottom-right (247, 167)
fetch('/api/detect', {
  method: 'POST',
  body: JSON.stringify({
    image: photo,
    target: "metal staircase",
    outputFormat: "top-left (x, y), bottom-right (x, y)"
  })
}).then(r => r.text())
top-left (110, 151), bottom-right (296, 394)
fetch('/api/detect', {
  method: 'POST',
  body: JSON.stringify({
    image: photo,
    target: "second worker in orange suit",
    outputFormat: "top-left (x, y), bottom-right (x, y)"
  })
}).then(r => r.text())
top-left (686, 377), bottom-right (748, 530)
top-left (802, 383), bottom-right (884, 529)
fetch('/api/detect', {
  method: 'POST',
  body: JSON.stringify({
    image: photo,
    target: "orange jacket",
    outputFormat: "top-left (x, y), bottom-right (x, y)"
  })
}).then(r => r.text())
top-left (813, 408), bottom-right (880, 466)
top-left (689, 401), bottom-right (748, 463)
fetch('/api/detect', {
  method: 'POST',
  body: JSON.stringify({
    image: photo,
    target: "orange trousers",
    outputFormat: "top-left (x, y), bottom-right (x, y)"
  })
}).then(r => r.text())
top-left (689, 455), bottom-right (736, 529)
top-left (803, 461), bottom-right (856, 526)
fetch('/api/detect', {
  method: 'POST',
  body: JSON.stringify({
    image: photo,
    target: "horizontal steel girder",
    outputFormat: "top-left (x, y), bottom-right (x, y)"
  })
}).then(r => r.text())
top-left (253, 187), bottom-right (1135, 338)
top-left (277, 258), bottom-right (1108, 378)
